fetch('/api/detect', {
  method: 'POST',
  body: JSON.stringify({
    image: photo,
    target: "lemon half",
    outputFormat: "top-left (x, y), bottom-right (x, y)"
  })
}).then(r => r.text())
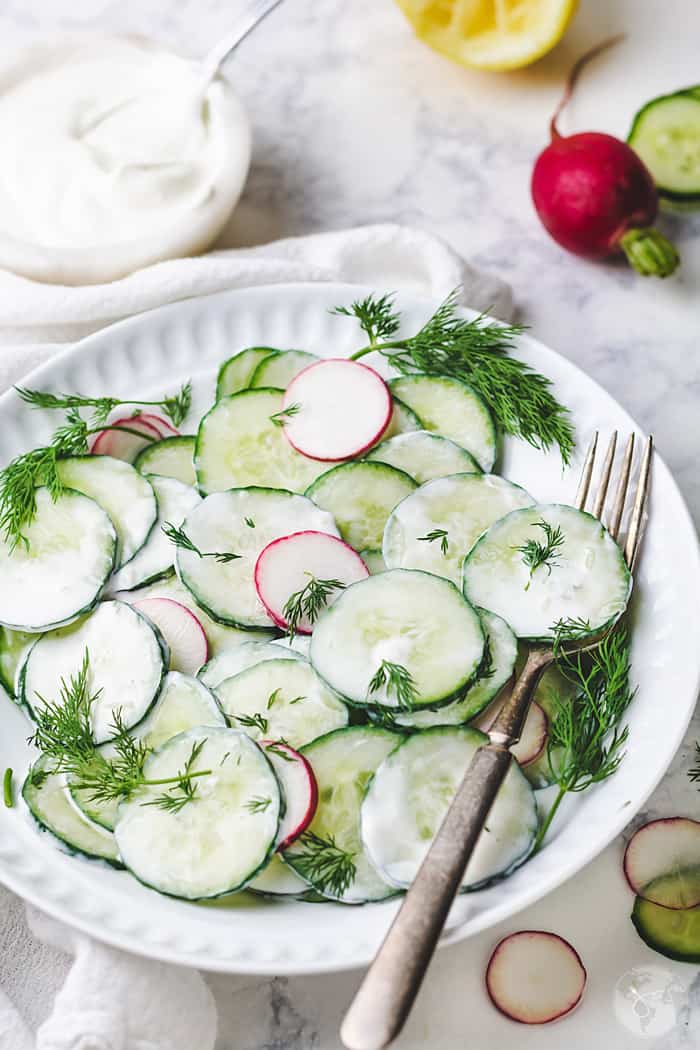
top-left (396, 0), bottom-right (578, 72)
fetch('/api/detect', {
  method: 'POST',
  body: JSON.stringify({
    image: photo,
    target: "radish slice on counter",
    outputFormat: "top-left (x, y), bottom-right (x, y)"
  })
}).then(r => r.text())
top-left (486, 930), bottom-right (586, 1024)
top-left (254, 530), bottom-right (369, 633)
top-left (623, 817), bottom-right (700, 909)
top-left (261, 740), bottom-right (318, 850)
top-left (473, 699), bottom-right (548, 768)
top-left (90, 415), bottom-right (162, 461)
top-left (281, 359), bottom-right (391, 461)
top-left (132, 597), bottom-right (208, 675)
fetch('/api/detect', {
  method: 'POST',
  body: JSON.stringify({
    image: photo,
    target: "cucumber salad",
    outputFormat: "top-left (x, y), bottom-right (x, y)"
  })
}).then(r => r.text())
top-left (0, 293), bottom-right (635, 905)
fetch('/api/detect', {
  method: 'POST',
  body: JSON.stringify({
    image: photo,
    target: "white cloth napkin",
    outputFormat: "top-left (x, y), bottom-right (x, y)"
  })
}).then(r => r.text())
top-left (0, 223), bottom-right (512, 1050)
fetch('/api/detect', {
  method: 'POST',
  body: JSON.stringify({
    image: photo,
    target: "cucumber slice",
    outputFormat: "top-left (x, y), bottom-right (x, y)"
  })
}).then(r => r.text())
top-left (198, 640), bottom-right (304, 691)
top-left (462, 504), bottom-right (632, 641)
top-left (0, 487), bottom-right (116, 633)
top-left (22, 600), bottom-right (167, 744)
top-left (0, 625), bottom-right (34, 696)
top-left (118, 572), bottom-right (277, 656)
top-left (381, 397), bottom-right (422, 439)
top-left (283, 726), bottom-right (401, 903)
top-left (56, 456), bottom-right (157, 569)
top-left (134, 436), bottom-right (196, 486)
top-left (71, 671), bottom-right (226, 830)
top-left (250, 350), bottom-right (318, 389)
top-left (361, 726), bottom-right (537, 890)
top-left (216, 347), bottom-right (278, 399)
top-left (360, 548), bottom-right (386, 574)
top-left (628, 90), bottom-right (700, 203)
top-left (196, 389), bottom-right (327, 495)
top-left (383, 473), bottom-right (534, 587)
top-left (367, 430), bottom-right (481, 483)
top-left (108, 475), bottom-right (201, 593)
top-left (392, 609), bottom-right (517, 729)
top-left (115, 727), bottom-right (281, 900)
top-left (213, 658), bottom-right (348, 749)
top-left (248, 853), bottom-right (315, 898)
top-left (388, 375), bottom-right (497, 471)
top-left (177, 488), bottom-right (338, 628)
top-left (310, 569), bottom-right (485, 710)
top-left (632, 882), bottom-right (700, 963)
top-left (23, 758), bottom-right (121, 865)
top-left (305, 462), bottom-right (417, 551)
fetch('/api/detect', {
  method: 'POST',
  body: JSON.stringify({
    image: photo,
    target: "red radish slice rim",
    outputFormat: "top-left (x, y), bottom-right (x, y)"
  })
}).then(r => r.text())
top-left (623, 817), bottom-right (700, 909)
top-left (90, 415), bottom-right (162, 458)
top-left (132, 597), bottom-right (209, 676)
top-left (486, 930), bottom-right (586, 1025)
top-left (136, 413), bottom-right (180, 438)
top-left (261, 740), bottom-right (318, 851)
top-left (254, 530), bottom-right (369, 633)
top-left (281, 358), bottom-right (392, 462)
top-left (511, 702), bottom-right (548, 767)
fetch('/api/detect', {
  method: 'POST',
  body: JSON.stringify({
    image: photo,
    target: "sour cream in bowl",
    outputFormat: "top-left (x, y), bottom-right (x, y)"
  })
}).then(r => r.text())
top-left (0, 35), bottom-right (251, 285)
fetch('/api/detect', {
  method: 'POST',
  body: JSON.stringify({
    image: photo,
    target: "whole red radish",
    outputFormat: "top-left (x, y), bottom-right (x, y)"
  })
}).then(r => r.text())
top-left (531, 38), bottom-right (679, 277)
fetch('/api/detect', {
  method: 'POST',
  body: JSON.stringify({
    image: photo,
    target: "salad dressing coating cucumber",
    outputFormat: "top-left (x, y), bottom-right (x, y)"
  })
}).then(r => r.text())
top-left (199, 641), bottom-right (303, 691)
top-left (115, 727), bottom-right (281, 900)
top-left (367, 430), bottom-right (481, 483)
top-left (216, 347), bottom-right (279, 399)
top-left (134, 436), bottom-right (196, 486)
top-left (249, 350), bottom-right (318, 389)
top-left (248, 853), bottom-right (315, 898)
top-left (383, 473), bottom-right (534, 587)
top-left (310, 569), bottom-right (485, 710)
top-left (0, 625), bottom-right (34, 696)
top-left (628, 89), bottom-right (700, 205)
top-left (305, 461), bottom-right (417, 551)
top-left (361, 726), bottom-right (538, 890)
top-left (388, 375), bottom-right (497, 471)
top-left (359, 548), bottom-right (386, 574)
top-left (0, 487), bottom-right (117, 634)
top-left (380, 397), bottom-right (422, 439)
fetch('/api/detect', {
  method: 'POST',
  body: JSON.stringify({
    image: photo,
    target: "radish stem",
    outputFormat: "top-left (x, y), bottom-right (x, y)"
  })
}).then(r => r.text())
top-left (549, 35), bottom-right (625, 140)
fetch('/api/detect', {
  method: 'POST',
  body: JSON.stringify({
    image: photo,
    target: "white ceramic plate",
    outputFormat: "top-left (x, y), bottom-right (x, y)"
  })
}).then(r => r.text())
top-left (0, 283), bottom-right (697, 975)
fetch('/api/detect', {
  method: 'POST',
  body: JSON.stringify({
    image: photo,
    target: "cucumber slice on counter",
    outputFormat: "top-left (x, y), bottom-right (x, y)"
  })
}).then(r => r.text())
top-left (134, 436), bottom-right (196, 486)
top-left (383, 473), bottom-right (535, 587)
top-left (367, 430), bottom-right (481, 483)
top-left (361, 726), bottom-right (537, 890)
top-left (0, 487), bottom-right (116, 633)
top-left (23, 757), bottom-right (121, 866)
top-left (196, 389), bottom-right (328, 495)
top-left (305, 461), bottom-right (416, 551)
top-left (115, 727), bottom-right (281, 900)
top-left (391, 609), bottom-right (517, 729)
top-left (310, 568), bottom-right (485, 710)
top-left (249, 350), bottom-right (318, 389)
top-left (56, 455), bottom-right (157, 569)
top-left (213, 657), bottom-right (348, 750)
top-left (628, 89), bottom-right (700, 205)
top-left (632, 881), bottom-right (700, 963)
top-left (109, 475), bottom-right (201, 593)
top-left (283, 726), bottom-right (401, 903)
top-left (0, 625), bottom-right (34, 696)
top-left (388, 375), bottom-right (497, 471)
top-left (462, 504), bottom-right (632, 642)
top-left (198, 641), bottom-right (304, 691)
top-left (216, 347), bottom-right (279, 399)
top-left (22, 600), bottom-right (168, 745)
top-left (177, 487), bottom-right (338, 629)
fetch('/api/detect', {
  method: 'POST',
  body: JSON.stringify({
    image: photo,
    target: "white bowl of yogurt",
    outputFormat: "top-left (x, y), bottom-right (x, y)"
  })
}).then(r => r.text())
top-left (0, 34), bottom-right (251, 285)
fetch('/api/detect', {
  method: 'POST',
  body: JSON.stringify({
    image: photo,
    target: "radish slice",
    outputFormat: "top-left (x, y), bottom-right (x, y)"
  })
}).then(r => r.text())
top-left (90, 415), bottom-right (162, 462)
top-left (132, 597), bottom-right (208, 675)
top-left (473, 698), bottom-right (548, 768)
top-left (624, 817), bottom-right (700, 909)
top-left (261, 740), bottom-right (318, 851)
top-left (282, 359), bottom-right (391, 462)
top-left (254, 530), bottom-right (369, 633)
top-left (486, 931), bottom-right (586, 1024)
top-left (136, 413), bottom-right (180, 439)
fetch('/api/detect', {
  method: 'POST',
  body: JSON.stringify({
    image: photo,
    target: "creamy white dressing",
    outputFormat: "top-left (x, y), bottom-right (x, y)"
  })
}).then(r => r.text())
top-left (0, 36), bottom-right (250, 284)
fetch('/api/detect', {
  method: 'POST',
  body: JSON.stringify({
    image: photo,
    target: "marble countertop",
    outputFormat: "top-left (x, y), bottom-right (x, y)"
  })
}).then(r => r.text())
top-left (2, 0), bottom-right (700, 1047)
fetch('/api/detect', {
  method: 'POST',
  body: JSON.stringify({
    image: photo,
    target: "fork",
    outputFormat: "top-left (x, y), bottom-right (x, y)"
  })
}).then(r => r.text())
top-left (340, 431), bottom-right (653, 1050)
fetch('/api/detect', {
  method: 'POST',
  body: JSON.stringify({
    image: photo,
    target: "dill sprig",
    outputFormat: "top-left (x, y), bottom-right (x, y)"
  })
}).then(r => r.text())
top-left (291, 830), bottom-right (357, 897)
top-left (245, 795), bottom-right (272, 814)
top-left (16, 381), bottom-right (192, 428)
top-left (368, 660), bottom-right (417, 711)
top-left (513, 519), bottom-right (565, 590)
top-left (235, 712), bottom-right (269, 735)
top-left (339, 291), bottom-right (574, 464)
top-left (550, 616), bottom-right (593, 654)
top-left (534, 625), bottom-right (635, 850)
top-left (269, 403), bottom-right (301, 427)
top-left (162, 522), bottom-right (241, 564)
top-left (418, 527), bottom-right (449, 556)
top-left (283, 574), bottom-right (345, 639)
top-left (264, 741), bottom-right (296, 763)
top-left (478, 635), bottom-right (495, 680)
top-left (144, 740), bottom-right (207, 814)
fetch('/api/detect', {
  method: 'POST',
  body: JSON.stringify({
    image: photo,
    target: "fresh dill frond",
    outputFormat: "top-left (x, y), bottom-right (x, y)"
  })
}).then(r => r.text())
top-left (267, 689), bottom-right (281, 710)
top-left (144, 739), bottom-right (208, 814)
top-left (162, 522), bottom-right (240, 564)
top-left (244, 517), bottom-right (256, 529)
top-left (236, 712), bottom-right (269, 735)
top-left (283, 575), bottom-right (345, 640)
top-left (549, 616), bottom-right (593, 657)
top-left (478, 635), bottom-right (495, 680)
top-left (513, 519), bottom-right (565, 590)
top-left (367, 660), bottom-right (417, 711)
top-left (418, 528), bottom-right (449, 556)
top-left (269, 403), bottom-right (301, 427)
top-left (333, 293), bottom-right (400, 346)
top-left (291, 830), bottom-right (357, 897)
top-left (245, 795), bottom-right (272, 814)
top-left (15, 380), bottom-right (192, 428)
top-left (0, 446), bottom-right (64, 550)
top-left (264, 741), bottom-right (296, 762)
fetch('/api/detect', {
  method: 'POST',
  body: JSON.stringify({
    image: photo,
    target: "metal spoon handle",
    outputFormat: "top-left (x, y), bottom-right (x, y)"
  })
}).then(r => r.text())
top-left (199, 0), bottom-right (285, 87)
